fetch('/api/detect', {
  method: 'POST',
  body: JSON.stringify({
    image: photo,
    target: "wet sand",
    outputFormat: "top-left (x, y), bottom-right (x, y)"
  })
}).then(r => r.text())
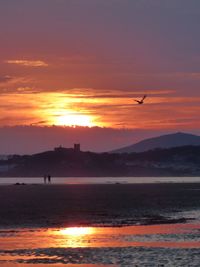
top-left (0, 183), bottom-right (200, 228)
top-left (1, 183), bottom-right (200, 266)
top-left (1, 224), bottom-right (200, 250)
top-left (0, 264), bottom-right (109, 267)
top-left (1, 224), bottom-right (200, 266)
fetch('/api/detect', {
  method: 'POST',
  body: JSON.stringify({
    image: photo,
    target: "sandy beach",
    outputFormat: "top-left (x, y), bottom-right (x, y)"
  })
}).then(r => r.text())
top-left (0, 183), bottom-right (200, 228)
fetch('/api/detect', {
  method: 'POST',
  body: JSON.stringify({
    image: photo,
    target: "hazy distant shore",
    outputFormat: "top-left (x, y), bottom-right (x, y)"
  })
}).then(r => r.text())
top-left (0, 183), bottom-right (199, 229)
top-left (1, 145), bottom-right (200, 177)
top-left (1, 176), bottom-right (200, 185)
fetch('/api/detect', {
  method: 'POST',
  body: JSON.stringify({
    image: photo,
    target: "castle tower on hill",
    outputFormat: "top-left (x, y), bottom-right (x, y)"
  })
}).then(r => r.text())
top-left (54, 144), bottom-right (81, 152)
top-left (74, 143), bottom-right (80, 152)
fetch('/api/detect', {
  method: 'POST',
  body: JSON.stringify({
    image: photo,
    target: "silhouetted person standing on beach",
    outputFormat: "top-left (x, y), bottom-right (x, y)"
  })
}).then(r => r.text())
top-left (48, 175), bottom-right (51, 184)
top-left (44, 175), bottom-right (47, 184)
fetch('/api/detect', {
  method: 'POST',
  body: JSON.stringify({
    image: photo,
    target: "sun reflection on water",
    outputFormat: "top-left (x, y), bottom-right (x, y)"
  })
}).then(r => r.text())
top-left (1, 224), bottom-right (200, 252)
top-left (57, 227), bottom-right (95, 247)
top-left (60, 227), bottom-right (95, 236)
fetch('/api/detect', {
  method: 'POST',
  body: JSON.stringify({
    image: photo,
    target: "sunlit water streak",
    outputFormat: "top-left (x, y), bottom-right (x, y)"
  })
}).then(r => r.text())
top-left (1, 176), bottom-right (200, 185)
top-left (1, 224), bottom-right (200, 266)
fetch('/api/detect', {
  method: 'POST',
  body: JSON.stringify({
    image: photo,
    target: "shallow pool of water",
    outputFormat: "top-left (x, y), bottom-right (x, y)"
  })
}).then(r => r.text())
top-left (1, 223), bottom-right (200, 266)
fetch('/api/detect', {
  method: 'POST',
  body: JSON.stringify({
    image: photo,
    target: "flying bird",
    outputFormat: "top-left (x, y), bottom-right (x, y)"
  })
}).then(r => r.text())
top-left (134, 95), bottom-right (147, 104)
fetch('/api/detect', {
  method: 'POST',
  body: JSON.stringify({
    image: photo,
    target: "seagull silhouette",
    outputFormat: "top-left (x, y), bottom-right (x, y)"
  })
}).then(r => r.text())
top-left (134, 95), bottom-right (147, 104)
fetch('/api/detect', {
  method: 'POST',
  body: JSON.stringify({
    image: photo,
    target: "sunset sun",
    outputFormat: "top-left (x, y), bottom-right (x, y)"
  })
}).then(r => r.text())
top-left (56, 114), bottom-right (94, 127)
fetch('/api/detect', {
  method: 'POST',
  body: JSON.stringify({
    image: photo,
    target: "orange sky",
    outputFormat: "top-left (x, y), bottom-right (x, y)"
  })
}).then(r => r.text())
top-left (0, 88), bottom-right (200, 130)
top-left (1, 0), bottom-right (200, 131)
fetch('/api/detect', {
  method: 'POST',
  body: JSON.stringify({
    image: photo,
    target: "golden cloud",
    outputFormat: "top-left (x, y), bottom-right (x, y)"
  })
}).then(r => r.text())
top-left (5, 59), bottom-right (48, 67)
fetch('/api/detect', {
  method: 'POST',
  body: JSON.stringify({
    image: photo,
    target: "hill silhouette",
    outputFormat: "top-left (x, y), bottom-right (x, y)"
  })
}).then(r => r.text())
top-left (111, 132), bottom-right (200, 153)
top-left (0, 144), bottom-right (200, 177)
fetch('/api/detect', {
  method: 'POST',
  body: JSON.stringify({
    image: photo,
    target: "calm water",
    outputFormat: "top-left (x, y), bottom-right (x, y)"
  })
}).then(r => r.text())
top-left (1, 176), bottom-right (200, 184)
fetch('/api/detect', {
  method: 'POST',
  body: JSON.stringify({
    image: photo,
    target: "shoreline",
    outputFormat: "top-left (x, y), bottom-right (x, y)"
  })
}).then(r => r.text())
top-left (1, 176), bottom-right (200, 186)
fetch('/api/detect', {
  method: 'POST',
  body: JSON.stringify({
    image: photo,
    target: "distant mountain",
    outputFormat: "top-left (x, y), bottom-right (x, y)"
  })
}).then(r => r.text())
top-left (111, 132), bottom-right (200, 153)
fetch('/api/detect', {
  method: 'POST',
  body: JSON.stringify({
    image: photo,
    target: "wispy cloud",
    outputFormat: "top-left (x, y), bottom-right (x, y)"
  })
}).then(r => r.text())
top-left (5, 59), bottom-right (48, 67)
top-left (0, 75), bottom-right (13, 83)
top-left (30, 120), bottom-right (48, 126)
top-left (0, 75), bottom-right (34, 94)
top-left (58, 88), bottom-right (175, 98)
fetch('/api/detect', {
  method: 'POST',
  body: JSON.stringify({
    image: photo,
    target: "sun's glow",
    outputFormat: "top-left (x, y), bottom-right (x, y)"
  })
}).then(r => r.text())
top-left (56, 114), bottom-right (94, 127)
top-left (60, 227), bottom-right (94, 236)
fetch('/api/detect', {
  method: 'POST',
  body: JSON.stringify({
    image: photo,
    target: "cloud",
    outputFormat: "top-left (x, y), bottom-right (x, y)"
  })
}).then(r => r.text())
top-left (30, 120), bottom-right (48, 126)
top-left (59, 88), bottom-right (175, 98)
top-left (0, 76), bottom-right (34, 94)
top-left (5, 59), bottom-right (48, 67)
top-left (0, 75), bottom-right (13, 83)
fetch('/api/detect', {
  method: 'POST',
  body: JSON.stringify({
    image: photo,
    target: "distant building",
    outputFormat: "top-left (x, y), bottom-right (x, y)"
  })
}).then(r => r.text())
top-left (74, 143), bottom-right (80, 152)
top-left (54, 145), bottom-right (64, 152)
top-left (54, 144), bottom-right (81, 152)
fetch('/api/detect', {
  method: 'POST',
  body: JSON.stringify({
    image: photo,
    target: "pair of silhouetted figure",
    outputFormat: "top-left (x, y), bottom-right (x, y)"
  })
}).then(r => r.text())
top-left (44, 174), bottom-right (51, 184)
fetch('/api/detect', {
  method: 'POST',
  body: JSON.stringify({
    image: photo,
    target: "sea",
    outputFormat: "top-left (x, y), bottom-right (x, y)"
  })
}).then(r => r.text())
top-left (1, 177), bottom-right (200, 266)
top-left (1, 176), bottom-right (200, 185)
